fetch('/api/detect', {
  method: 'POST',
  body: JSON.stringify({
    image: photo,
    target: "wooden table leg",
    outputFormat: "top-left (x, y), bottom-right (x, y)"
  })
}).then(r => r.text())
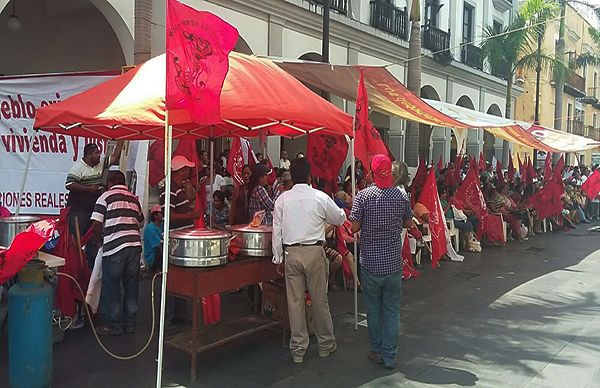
top-left (191, 298), bottom-right (198, 383)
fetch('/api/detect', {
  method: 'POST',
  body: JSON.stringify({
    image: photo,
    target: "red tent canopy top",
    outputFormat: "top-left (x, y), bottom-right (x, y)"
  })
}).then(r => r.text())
top-left (34, 53), bottom-right (353, 140)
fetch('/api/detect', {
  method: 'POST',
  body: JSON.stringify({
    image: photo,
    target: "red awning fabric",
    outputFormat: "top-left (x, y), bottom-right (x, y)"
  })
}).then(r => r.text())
top-left (34, 53), bottom-right (353, 140)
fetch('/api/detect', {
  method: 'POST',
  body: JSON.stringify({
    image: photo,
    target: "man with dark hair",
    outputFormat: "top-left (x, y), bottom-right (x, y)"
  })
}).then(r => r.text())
top-left (272, 157), bottom-right (346, 364)
top-left (65, 141), bottom-right (124, 268)
top-left (91, 170), bottom-right (144, 336)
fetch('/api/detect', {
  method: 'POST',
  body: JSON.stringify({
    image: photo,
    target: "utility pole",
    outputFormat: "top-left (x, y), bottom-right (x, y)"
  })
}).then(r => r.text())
top-left (322, 0), bottom-right (330, 64)
top-left (405, 0), bottom-right (422, 167)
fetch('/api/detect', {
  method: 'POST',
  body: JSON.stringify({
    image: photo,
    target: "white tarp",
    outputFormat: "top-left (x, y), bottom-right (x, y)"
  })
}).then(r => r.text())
top-left (0, 72), bottom-right (116, 214)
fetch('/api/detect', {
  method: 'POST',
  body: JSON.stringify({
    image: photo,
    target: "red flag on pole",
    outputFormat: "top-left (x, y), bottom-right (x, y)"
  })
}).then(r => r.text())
top-left (402, 233), bottom-right (420, 279)
top-left (354, 68), bottom-right (388, 172)
top-left (543, 152), bottom-right (552, 182)
top-left (530, 182), bottom-right (564, 219)
top-left (478, 152), bottom-right (486, 173)
top-left (507, 153), bottom-right (515, 182)
top-left (227, 137), bottom-right (245, 187)
top-left (582, 169), bottom-right (600, 200)
top-left (496, 160), bottom-right (504, 186)
top-left (417, 168), bottom-right (447, 268)
top-left (552, 154), bottom-right (565, 185)
top-left (518, 153), bottom-right (524, 179)
top-left (436, 153), bottom-right (444, 173)
top-left (307, 133), bottom-right (349, 181)
top-left (166, 0), bottom-right (239, 124)
top-left (410, 158), bottom-right (427, 206)
top-left (526, 156), bottom-right (535, 185)
top-left (454, 154), bottom-right (464, 185)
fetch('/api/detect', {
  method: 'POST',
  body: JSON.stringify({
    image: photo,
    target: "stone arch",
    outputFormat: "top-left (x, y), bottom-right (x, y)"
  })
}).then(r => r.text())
top-left (0, 0), bottom-right (128, 74)
top-left (456, 95), bottom-right (475, 110)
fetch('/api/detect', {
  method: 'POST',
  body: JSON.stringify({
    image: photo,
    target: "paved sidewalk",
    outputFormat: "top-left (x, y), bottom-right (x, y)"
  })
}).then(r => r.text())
top-left (2, 225), bottom-right (600, 387)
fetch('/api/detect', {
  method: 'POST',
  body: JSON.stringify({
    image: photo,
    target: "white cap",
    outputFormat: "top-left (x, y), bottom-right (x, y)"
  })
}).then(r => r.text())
top-left (171, 155), bottom-right (195, 171)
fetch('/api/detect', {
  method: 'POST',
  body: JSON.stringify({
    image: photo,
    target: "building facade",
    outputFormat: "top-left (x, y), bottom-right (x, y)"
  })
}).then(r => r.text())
top-left (514, 3), bottom-right (600, 166)
top-left (0, 0), bottom-right (521, 165)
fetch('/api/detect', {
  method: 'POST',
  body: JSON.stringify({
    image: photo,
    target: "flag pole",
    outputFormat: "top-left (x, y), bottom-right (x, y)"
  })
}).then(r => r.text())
top-left (156, 110), bottom-right (172, 388)
top-left (15, 130), bottom-right (36, 216)
top-left (351, 121), bottom-right (358, 332)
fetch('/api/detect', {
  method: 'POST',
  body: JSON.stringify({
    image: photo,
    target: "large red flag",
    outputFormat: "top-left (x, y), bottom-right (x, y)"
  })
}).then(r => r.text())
top-left (227, 137), bottom-right (246, 187)
top-left (531, 182), bottom-right (564, 219)
top-left (148, 140), bottom-right (166, 187)
top-left (166, 0), bottom-right (239, 124)
top-left (410, 158), bottom-right (427, 206)
top-left (307, 133), bottom-right (349, 181)
top-left (436, 153), bottom-right (444, 173)
top-left (507, 153), bottom-right (515, 182)
top-left (455, 167), bottom-right (504, 244)
top-left (543, 153), bottom-right (552, 182)
top-left (552, 154), bottom-right (565, 185)
top-left (582, 169), bottom-right (600, 200)
top-left (418, 168), bottom-right (447, 268)
top-left (454, 154), bottom-right (464, 185)
top-left (354, 68), bottom-right (388, 171)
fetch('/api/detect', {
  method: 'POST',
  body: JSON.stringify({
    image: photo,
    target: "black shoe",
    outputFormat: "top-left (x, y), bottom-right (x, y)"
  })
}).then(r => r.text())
top-left (97, 325), bottom-right (124, 336)
top-left (125, 326), bottom-right (135, 334)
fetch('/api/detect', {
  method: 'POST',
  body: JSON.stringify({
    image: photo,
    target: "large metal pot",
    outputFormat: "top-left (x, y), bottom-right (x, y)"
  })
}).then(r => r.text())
top-left (168, 228), bottom-right (231, 267)
top-left (0, 216), bottom-right (40, 247)
top-left (227, 225), bottom-right (272, 257)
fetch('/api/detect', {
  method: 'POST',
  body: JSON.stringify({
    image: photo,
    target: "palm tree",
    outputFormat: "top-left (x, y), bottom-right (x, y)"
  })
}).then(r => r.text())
top-left (481, 0), bottom-right (560, 120)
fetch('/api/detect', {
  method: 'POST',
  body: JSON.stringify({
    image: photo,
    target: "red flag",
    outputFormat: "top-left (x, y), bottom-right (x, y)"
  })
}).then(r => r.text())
top-left (227, 137), bottom-right (245, 187)
top-left (354, 68), bottom-right (388, 171)
top-left (166, 0), bottom-right (239, 124)
top-left (526, 156), bottom-right (535, 185)
top-left (418, 168), bottom-right (447, 268)
top-left (444, 165), bottom-right (456, 188)
top-left (478, 152), bottom-right (486, 173)
top-left (507, 153), bottom-right (515, 182)
top-left (454, 154), bottom-right (464, 185)
top-left (308, 133), bottom-right (349, 181)
top-left (402, 233), bottom-right (420, 279)
top-left (496, 160), bottom-right (504, 186)
top-left (410, 158), bottom-right (427, 206)
top-left (455, 167), bottom-right (487, 218)
top-left (148, 140), bottom-right (166, 187)
top-left (531, 182), bottom-right (564, 218)
top-left (436, 153), bottom-right (444, 173)
top-left (582, 169), bottom-right (600, 200)
top-left (543, 153), bottom-right (552, 182)
top-left (518, 154), bottom-right (525, 179)
top-left (552, 154), bottom-right (565, 185)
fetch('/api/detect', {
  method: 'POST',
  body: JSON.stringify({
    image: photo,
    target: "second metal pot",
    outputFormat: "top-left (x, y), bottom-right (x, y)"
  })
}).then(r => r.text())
top-left (227, 224), bottom-right (273, 257)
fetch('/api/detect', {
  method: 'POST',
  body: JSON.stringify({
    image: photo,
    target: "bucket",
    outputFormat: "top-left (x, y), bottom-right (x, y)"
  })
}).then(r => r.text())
top-left (0, 216), bottom-right (40, 247)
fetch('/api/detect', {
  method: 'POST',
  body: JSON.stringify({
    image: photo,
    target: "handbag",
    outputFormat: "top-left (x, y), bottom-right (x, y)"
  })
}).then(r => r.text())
top-left (451, 205), bottom-right (468, 222)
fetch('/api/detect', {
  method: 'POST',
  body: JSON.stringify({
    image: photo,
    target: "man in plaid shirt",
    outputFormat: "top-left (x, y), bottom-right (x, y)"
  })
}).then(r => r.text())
top-left (349, 154), bottom-right (413, 370)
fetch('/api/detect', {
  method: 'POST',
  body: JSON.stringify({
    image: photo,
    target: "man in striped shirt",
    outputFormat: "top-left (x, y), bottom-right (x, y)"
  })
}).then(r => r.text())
top-left (91, 171), bottom-right (144, 336)
top-left (160, 155), bottom-right (202, 230)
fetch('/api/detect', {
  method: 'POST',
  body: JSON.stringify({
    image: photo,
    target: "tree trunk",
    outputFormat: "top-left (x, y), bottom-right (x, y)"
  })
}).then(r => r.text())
top-left (553, 0), bottom-right (566, 163)
top-left (406, 0), bottom-right (422, 167)
top-left (502, 74), bottom-right (513, 165)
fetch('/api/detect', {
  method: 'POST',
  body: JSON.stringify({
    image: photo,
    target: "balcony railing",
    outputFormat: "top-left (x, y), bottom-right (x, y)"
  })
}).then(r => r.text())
top-left (583, 86), bottom-right (599, 104)
top-left (560, 69), bottom-right (586, 97)
top-left (491, 59), bottom-right (509, 80)
top-left (311, 0), bottom-right (348, 15)
top-left (567, 119), bottom-right (584, 136)
top-left (591, 127), bottom-right (600, 141)
top-left (584, 125), bottom-right (594, 138)
top-left (461, 43), bottom-right (483, 70)
top-left (369, 0), bottom-right (408, 40)
top-left (422, 24), bottom-right (451, 62)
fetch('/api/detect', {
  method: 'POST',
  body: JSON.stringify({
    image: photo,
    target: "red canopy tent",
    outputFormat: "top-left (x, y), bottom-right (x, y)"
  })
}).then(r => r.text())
top-left (34, 52), bottom-right (353, 140)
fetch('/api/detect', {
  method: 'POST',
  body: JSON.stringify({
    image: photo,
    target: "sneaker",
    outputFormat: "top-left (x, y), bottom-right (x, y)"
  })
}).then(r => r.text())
top-left (384, 362), bottom-right (396, 370)
top-left (125, 326), bottom-right (135, 334)
top-left (292, 354), bottom-right (304, 364)
top-left (367, 351), bottom-right (383, 365)
top-left (68, 315), bottom-right (84, 330)
top-left (97, 325), bottom-right (124, 336)
top-left (318, 342), bottom-right (337, 358)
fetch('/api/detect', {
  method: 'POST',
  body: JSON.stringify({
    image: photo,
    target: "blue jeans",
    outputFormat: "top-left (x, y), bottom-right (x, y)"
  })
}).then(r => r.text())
top-left (101, 247), bottom-right (141, 330)
top-left (361, 268), bottom-right (402, 366)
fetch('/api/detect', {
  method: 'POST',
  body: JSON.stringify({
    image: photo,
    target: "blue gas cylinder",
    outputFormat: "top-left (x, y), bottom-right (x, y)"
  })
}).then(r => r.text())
top-left (8, 260), bottom-right (53, 388)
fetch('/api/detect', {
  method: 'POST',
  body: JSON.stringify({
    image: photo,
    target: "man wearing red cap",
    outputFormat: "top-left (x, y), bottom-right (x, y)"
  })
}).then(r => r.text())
top-left (349, 154), bottom-right (413, 370)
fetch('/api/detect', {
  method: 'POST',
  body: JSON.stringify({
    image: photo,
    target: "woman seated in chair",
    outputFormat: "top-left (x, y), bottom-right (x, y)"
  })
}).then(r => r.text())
top-left (486, 186), bottom-right (527, 241)
top-left (439, 186), bottom-right (480, 252)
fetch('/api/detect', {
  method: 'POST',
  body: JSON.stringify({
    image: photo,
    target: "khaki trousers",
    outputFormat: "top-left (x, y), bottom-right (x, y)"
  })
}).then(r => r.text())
top-left (284, 245), bottom-right (335, 357)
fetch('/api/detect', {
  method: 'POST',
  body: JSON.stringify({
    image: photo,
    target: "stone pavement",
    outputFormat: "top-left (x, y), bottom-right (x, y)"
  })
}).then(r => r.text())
top-left (2, 224), bottom-right (600, 387)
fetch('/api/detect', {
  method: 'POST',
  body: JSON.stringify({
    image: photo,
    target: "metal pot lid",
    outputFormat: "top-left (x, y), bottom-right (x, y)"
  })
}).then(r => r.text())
top-left (0, 216), bottom-right (40, 223)
top-left (227, 224), bottom-right (273, 233)
top-left (169, 228), bottom-right (231, 240)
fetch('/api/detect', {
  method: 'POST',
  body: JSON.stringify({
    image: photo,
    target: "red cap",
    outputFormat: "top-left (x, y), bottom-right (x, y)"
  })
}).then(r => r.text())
top-left (371, 154), bottom-right (393, 189)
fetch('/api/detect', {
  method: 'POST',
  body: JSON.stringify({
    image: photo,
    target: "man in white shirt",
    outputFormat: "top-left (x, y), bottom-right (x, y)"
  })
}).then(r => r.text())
top-left (272, 158), bottom-right (346, 364)
top-left (279, 149), bottom-right (290, 170)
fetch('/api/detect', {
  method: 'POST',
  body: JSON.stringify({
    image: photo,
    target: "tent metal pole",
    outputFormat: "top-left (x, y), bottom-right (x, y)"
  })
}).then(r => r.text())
top-left (351, 136), bottom-right (358, 331)
top-left (156, 111), bottom-right (172, 388)
top-left (209, 127), bottom-right (214, 228)
top-left (15, 131), bottom-right (36, 216)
